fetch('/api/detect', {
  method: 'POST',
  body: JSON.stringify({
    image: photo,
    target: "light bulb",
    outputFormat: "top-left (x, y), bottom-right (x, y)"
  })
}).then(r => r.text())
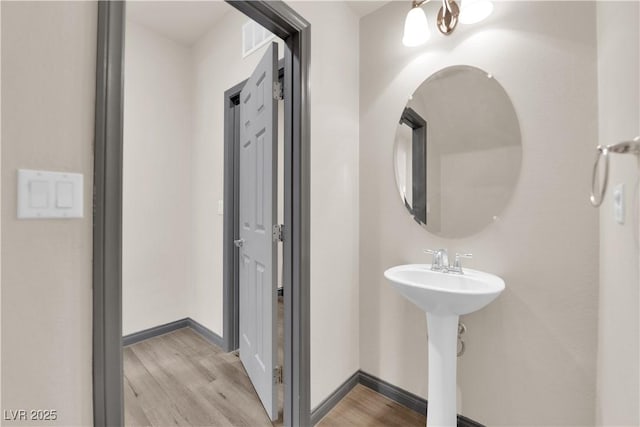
top-left (402, 6), bottom-right (430, 47)
top-left (459, 0), bottom-right (494, 25)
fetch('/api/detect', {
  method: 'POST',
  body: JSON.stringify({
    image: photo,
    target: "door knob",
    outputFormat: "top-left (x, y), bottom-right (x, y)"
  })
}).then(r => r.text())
top-left (234, 239), bottom-right (245, 248)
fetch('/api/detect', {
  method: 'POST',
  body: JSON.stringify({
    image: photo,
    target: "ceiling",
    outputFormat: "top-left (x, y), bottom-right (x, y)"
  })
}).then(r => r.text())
top-left (345, 1), bottom-right (392, 18)
top-left (126, 1), bottom-right (231, 46)
top-left (126, 0), bottom-right (393, 46)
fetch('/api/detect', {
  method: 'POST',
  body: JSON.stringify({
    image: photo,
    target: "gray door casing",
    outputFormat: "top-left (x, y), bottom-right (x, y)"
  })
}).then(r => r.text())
top-left (93, 1), bottom-right (311, 426)
top-left (238, 42), bottom-right (279, 420)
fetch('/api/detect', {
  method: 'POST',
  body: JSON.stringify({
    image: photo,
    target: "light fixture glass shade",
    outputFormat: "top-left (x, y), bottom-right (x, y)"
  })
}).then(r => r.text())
top-left (403, 6), bottom-right (430, 47)
top-left (459, 0), bottom-right (494, 24)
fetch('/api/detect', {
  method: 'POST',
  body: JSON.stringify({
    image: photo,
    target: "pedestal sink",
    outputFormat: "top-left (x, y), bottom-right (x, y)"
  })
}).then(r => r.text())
top-left (384, 264), bottom-right (505, 427)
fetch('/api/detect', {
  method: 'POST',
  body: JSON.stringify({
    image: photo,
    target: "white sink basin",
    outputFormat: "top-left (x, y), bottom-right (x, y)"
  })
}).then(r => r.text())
top-left (384, 264), bottom-right (505, 315)
top-left (384, 264), bottom-right (505, 427)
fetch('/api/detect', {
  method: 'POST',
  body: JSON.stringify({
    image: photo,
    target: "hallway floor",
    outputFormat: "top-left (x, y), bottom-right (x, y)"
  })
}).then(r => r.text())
top-left (124, 327), bottom-right (279, 426)
top-left (124, 327), bottom-right (425, 426)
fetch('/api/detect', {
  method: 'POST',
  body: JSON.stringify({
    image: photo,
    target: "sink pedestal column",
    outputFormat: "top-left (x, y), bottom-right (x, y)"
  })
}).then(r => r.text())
top-left (426, 313), bottom-right (459, 427)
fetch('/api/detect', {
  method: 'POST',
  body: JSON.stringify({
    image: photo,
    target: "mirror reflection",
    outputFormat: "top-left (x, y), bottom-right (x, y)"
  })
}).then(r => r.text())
top-left (394, 65), bottom-right (522, 238)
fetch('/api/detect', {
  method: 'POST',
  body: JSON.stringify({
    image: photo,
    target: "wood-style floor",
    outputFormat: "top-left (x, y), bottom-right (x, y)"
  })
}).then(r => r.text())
top-left (124, 313), bottom-right (424, 426)
top-left (124, 327), bottom-right (281, 426)
top-left (316, 384), bottom-right (425, 427)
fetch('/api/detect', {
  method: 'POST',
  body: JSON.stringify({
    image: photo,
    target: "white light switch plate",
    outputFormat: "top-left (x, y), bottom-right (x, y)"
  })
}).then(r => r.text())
top-left (18, 169), bottom-right (83, 219)
top-left (217, 200), bottom-right (224, 216)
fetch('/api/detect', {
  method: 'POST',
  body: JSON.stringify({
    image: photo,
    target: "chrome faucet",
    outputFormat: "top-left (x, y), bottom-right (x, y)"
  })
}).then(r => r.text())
top-left (424, 249), bottom-right (472, 274)
top-left (424, 248), bottom-right (449, 272)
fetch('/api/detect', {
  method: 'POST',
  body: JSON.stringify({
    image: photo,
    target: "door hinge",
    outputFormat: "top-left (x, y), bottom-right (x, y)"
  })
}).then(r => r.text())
top-left (273, 81), bottom-right (283, 100)
top-left (272, 224), bottom-right (284, 242)
top-left (274, 365), bottom-right (283, 384)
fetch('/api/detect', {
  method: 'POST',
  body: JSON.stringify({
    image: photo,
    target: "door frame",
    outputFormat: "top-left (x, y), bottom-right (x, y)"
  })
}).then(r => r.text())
top-left (399, 107), bottom-right (427, 225)
top-left (92, 1), bottom-right (311, 426)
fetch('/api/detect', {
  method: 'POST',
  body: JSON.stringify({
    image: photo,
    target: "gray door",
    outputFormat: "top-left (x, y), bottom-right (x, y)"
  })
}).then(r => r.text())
top-left (238, 42), bottom-right (278, 421)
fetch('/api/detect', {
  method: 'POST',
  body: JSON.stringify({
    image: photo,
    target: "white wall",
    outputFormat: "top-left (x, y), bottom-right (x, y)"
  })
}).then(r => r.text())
top-left (285, 1), bottom-right (361, 409)
top-left (1, 2), bottom-right (96, 425)
top-left (122, 20), bottom-right (194, 335)
top-left (190, 8), bottom-right (284, 335)
top-left (595, 2), bottom-right (640, 425)
top-left (359, 2), bottom-right (599, 425)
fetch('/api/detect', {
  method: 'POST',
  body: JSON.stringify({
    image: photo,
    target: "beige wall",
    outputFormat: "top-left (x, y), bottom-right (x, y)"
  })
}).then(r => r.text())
top-left (1, 2), bottom-right (96, 425)
top-left (286, 1), bottom-right (361, 409)
top-left (122, 19), bottom-right (195, 335)
top-left (595, 2), bottom-right (640, 425)
top-left (359, 2), bottom-right (599, 425)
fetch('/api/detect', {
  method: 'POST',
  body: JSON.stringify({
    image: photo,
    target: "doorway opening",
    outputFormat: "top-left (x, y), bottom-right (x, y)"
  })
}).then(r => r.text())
top-left (92, 1), bottom-right (310, 426)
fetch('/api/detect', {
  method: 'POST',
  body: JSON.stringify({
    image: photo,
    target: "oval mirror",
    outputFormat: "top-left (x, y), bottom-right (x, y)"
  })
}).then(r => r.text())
top-left (393, 65), bottom-right (522, 238)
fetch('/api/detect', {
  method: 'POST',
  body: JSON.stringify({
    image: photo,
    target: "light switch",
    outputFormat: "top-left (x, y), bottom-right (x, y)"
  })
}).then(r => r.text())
top-left (56, 181), bottom-right (74, 208)
top-left (18, 169), bottom-right (83, 219)
top-left (218, 200), bottom-right (224, 216)
top-left (613, 183), bottom-right (625, 225)
top-left (29, 180), bottom-right (49, 208)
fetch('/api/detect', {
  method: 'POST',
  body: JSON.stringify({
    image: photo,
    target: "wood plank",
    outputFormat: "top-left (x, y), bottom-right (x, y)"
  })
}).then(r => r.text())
top-left (129, 333), bottom-right (232, 426)
top-left (123, 346), bottom-right (192, 426)
top-left (316, 384), bottom-right (426, 427)
top-left (123, 374), bottom-right (152, 426)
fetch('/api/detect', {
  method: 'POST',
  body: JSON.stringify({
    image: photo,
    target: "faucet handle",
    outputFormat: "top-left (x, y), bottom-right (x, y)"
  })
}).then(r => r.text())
top-left (452, 253), bottom-right (472, 274)
top-left (424, 249), bottom-right (446, 271)
top-left (423, 249), bottom-right (440, 269)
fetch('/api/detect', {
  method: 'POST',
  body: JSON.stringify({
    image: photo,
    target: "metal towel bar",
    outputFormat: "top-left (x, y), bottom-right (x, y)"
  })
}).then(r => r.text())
top-left (590, 136), bottom-right (640, 207)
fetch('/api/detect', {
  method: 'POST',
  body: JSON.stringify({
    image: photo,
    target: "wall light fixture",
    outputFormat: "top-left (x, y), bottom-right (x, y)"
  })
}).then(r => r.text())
top-left (402, 0), bottom-right (494, 47)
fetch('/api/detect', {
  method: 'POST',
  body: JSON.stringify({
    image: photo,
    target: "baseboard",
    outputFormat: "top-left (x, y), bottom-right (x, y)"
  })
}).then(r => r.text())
top-left (122, 318), bottom-right (190, 346)
top-left (310, 370), bottom-right (360, 426)
top-left (186, 317), bottom-right (225, 349)
top-left (358, 370), bottom-right (427, 415)
top-left (457, 414), bottom-right (484, 427)
top-left (122, 317), bottom-right (224, 350)
top-left (311, 370), bottom-right (485, 427)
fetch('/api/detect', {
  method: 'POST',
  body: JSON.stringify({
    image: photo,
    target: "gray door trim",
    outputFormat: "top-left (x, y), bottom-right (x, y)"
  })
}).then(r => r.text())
top-left (93, 1), bottom-right (310, 426)
top-left (223, 83), bottom-right (243, 352)
top-left (399, 107), bottom-right (427, 225)
top-left (224, 2), bottom-right (311, 424)
top-left (93, 2), bottom-right (125, 426)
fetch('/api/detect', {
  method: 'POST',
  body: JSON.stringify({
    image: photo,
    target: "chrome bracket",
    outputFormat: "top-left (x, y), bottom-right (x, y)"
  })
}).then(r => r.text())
top-left (457, 322), bottom-right (466, 357)
top-left (437, 0), bottom-right (459, 35)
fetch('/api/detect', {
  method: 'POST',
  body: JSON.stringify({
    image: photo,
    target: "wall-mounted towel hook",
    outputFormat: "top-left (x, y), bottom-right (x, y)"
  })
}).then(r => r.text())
top-left (590, 136), bottom-right (640, 207)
